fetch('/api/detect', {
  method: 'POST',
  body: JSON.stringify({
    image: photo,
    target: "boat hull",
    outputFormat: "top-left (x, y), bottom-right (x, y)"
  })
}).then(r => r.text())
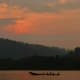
top-left (29, 72), bottom-right (60, 76)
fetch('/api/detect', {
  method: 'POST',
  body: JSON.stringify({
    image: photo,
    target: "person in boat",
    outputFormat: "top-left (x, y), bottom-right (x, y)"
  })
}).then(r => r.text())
top-left (46, 73), bottom-right (49, 75)
top-left (58, 72), bottom-right (60, 75)
top-left (50, 72), bottom-right (52, 75)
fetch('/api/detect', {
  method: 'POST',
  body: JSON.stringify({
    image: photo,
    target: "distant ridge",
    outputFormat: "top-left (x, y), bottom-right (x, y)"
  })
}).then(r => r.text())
top-left (0, 38), bottom-right (67, 60)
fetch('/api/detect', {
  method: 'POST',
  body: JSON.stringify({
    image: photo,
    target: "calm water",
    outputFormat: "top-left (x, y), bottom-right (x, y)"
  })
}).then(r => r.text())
top-left (0, 71), bottom-right (80, 80)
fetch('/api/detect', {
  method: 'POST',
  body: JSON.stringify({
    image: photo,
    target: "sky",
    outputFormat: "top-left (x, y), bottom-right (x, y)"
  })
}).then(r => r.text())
top-left (0, 0), bottom-right (80, 50)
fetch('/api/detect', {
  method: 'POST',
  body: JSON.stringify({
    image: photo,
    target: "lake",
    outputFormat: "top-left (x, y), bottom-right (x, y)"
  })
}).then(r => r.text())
top-left (0, 71), bottom-right (80, 80)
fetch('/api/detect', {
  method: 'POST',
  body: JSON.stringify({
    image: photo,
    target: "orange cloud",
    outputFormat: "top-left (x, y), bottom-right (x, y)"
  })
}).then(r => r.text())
top-left (0, 3), bottom-right (30, 19)
top-left (59, 0), bottom-right (67, 4)
top-left (46, 0), bottom-right (76, 7)
top-left (59, 0), bottom-right (76, 4)
top-left (0, 3), bottom-right (80, 36)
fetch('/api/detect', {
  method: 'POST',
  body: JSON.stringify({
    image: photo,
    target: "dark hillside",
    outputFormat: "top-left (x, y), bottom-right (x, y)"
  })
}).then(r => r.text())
top-left (0, 38), bottom-right (67, 60)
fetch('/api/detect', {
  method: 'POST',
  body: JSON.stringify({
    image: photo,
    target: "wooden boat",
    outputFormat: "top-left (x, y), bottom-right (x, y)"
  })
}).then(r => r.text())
top-left (29, 72), bottom-right (60, 76)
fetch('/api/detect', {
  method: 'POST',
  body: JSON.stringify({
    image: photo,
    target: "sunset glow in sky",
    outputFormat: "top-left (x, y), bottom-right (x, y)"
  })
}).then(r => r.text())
top-left (0, 0), bottom-right (80, 49)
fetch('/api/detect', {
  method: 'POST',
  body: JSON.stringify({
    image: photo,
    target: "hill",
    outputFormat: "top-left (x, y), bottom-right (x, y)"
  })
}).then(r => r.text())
top-left (0, 38), bottom-right (67, 60)
top-left (65, 47), bottom-right (80, 59)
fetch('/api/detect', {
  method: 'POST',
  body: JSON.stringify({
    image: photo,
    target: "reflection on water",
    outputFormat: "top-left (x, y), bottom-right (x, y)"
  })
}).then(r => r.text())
top-left (0, 71), bottom-right (80, 80)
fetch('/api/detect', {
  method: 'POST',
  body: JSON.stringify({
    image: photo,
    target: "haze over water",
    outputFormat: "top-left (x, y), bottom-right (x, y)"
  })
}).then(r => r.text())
top-left (0, 71), bottom-right (80, 80)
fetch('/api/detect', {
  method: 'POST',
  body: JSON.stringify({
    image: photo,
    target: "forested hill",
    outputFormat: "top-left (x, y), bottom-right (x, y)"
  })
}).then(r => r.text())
top-left (0, 38), bottom-right (67, 60)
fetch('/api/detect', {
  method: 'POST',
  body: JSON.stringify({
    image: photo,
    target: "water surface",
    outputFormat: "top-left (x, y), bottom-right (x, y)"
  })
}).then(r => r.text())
top-left (0, 71), bottom-right (80, 80)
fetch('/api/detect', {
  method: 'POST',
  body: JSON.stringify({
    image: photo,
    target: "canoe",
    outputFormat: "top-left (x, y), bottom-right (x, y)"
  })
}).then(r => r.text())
top-left (29, 72), bottom-right (60, 76)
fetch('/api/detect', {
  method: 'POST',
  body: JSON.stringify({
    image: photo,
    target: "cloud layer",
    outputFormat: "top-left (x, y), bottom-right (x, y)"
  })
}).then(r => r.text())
top-left (0, 0), bottom-right (80, 13)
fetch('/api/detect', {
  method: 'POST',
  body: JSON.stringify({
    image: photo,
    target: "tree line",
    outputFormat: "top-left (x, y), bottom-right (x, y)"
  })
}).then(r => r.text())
top-left (0, 54), bottom-right (80, 70)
